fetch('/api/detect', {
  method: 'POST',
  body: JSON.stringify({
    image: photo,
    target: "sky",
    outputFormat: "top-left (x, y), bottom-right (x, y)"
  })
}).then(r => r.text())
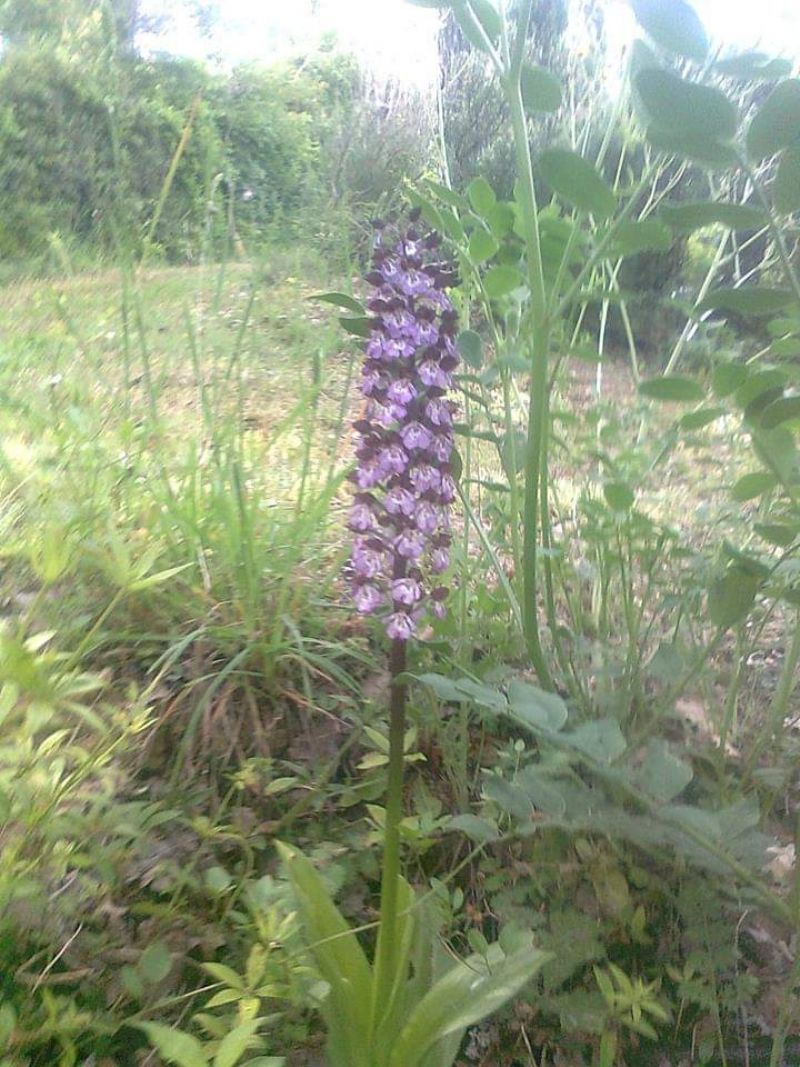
top-left (138, 0), bottom-right (800, 85)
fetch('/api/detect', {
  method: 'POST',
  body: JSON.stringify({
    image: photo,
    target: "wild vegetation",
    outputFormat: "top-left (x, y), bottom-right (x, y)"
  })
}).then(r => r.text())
top-left (0, 0), bottom-right (799, 1065)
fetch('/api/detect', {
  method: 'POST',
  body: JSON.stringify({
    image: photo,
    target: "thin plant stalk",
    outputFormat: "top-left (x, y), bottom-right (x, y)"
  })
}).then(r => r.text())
top-left (371, 638), bottom-right (408, 1024)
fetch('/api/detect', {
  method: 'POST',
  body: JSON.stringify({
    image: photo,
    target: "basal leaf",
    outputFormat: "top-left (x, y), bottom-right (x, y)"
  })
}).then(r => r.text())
top-left (339, 316), bottom-right (374, 338)
top-left (507, 679), bottom-right (568, 731)
top-left (520, 63), bottom-right (563, 113)
top-left (631, 0), bottom-right (709, 61)
top-left (564, 719), bottom-right (627, 763)
top-left (539, 149), bottom-right (616, 219)
top-left (746, 79), bottom-right (800, 159)
top-left (276, 843), bottom-right (373, 1050)
top-left (635, 740), bottom-right (693, 803)
top-left (388, 948), bottom-right (551, 1067)
top-left (448, 813), bottom-right (500, 842)
top-left (639, 376), bottom-right (705, 403)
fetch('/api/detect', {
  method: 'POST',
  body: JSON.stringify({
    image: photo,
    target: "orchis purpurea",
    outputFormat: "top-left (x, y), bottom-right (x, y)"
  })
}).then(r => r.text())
top-left (348, 211), bottom-right (459, 642)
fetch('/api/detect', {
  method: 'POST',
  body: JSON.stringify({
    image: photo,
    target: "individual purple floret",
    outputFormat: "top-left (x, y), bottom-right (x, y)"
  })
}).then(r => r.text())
top-left (348, 210), bottom-right (458, 640)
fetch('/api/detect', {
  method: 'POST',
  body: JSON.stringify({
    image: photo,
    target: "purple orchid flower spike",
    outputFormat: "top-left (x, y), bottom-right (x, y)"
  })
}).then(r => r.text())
top-left (348, 210), bottom-right (459, 640)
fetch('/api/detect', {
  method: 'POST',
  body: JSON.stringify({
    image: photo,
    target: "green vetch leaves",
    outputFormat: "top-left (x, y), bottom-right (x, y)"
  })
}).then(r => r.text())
top-left (730, 471), bottom-right (778, 501)
top-left (774, 146), bottom-right (800, 215)
top-left (520, 63), bottom-right (563, 113)
top-left (708, 570), bottom-right (761, 629)
top-left (467, 176), bottom-right (496, 216)
top-left (746, 79), bottom-right (800, 159)
top-left (457, 329), bottom-right (484, 368)
top-left (539, 149), bottom-right (616, 219)
top-left (452, 0), bottom-right (502, 52)
top-left (468, 227), bottom-right (499, 264)
top-left (715, 52), bottom-right (793, 81)
top-left (636, 69), bottom-right (738, 144)
top-left (136, 1023), bottom-right (208, 1067)
top-left (699, 288), bottom-right (795, 317)
top-left (639, 376), bottom-right (705, 403)
top-left (603, 482), bottom-right (635, 511)
top-left (606, 220), bottom-right (673, 256)
top-left (484, 264), bottom-right (524, 298)
top-left (631, 0), bottom-right (709, 61)
top-left (760, 395), bottom-right (800, 430)
top-left (660, 201), bottom-right (765, 232)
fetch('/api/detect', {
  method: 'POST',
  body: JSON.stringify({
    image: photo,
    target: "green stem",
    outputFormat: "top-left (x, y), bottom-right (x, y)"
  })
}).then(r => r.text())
top-left (504, 2), bottom-right (554, 689)
top-left (372, 639), bottom-right (408, 1022)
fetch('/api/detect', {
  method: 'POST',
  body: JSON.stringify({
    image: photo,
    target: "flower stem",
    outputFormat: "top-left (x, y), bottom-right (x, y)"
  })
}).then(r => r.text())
top-left (372, 638), bottom-right (408, 1029)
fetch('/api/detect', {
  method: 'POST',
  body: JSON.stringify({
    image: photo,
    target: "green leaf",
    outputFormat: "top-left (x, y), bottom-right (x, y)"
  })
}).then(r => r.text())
top-left (603, 482), bottom-right (635, 511)
top-left (760, 395), bottom-right (800, 429)
top-left (747, 79), bottom-right (800, 159)
top-left (660, 201), bottom-right (765, 231)
top-left (699, 288), bottom-right (794, 316)
top-left (565, 719), bottom-right (627, 762)
top-left (515, 766), bottom-right (568, 817)
top-left (734, 368), bottom-right (788, 409)
top-left (635, 740), bottom-right (693, 802)
top-left (754, 522), bottom-right (799, 547)
top-left (730, 471), bottom-right (778, 501)
top-left (631, 0), bottom-right (708, 61)
top-left (636, 70), bottom-right (738, 142)
top-left (679, 406), bottom-right (726, 430)
top-left (215, 1022), bottom-right (263, 1067)
top-left (467, 176), bottom-right (497, 216)
top-left (712, 363), bottom-right (748, 397)
top-left (485, 202), bottom-right (515, 237)
top-left (310, 292), bottom-right (365, 315)
top-left (644, 127), bottom-right (739, 167)
top-left (507, 679), bottom-right (568, 731)
top-left (708, 570), bottom-right (760, 629)
top-left (607, 220), bottom-right (672, 255)
top-left (539, 149), bottom-right (616, 219)
top-left (715, 53), bottom-right (793, 81)
top-left (338, 316), bottom-right (374, 338)
top-left (468, 228), bottom-right (499, 264)
top-left (520, 63), bottom-right (563, 113)
top-left (413, 672), bottom-right (464, 702)
top-left (136, 1024), bottom-right (208, 1067)
top-left (388, 948), bottom-right (551, 1067)
top-left (774, 146), bottom-right (800, 215)
top-left (452, 0), bottom-right (502, 51)
top-left (483, 774), bottom-right (533, 819)
top-left (276, 843), bottom-right (373, 1054)
top-left (139, 941), bottom-right (172, 984)
top-left (639, 376), bottom-right (705, 403)
top-left (448, 813), bottom-right (500, 842)
top-left (454, 677), bottom-right (508, 711)
top-left (483, 264), bottom-right (523, 298)
top-left (457, 330), bottom-right (483, 368)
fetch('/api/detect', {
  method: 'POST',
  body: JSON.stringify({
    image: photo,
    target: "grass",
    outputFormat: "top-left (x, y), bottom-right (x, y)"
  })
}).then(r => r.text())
top-left (0, 253), bottom-right (798, 1067)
